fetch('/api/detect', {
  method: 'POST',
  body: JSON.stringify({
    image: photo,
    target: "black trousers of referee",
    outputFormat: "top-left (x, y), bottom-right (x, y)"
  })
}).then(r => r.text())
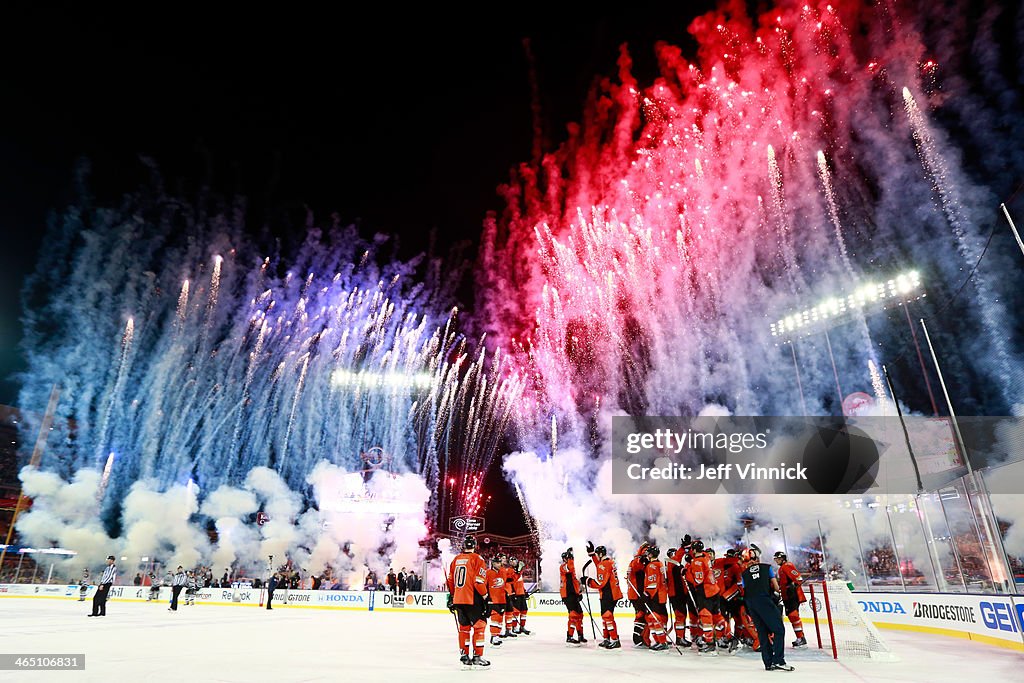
top-left (266, 587), bottom-right (275, 610)
top-left (170, 585), bottom-right (184, 611)
top-left (90, 583), bottom-right (111, 616)
top-left (746, 593), bottom-right (787, 670)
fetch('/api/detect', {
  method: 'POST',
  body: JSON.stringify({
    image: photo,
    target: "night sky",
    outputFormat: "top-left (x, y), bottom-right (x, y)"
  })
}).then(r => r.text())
top-left (0, 4), bottom-right (725, 535)
top-left (0, 3), bottom-right (720, 408)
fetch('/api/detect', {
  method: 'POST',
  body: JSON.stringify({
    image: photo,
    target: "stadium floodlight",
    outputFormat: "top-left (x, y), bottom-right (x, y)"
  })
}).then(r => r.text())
top-left (770, 270), bottom-right (924, 342)
top-left (330, 369), bottom-right (433, 390)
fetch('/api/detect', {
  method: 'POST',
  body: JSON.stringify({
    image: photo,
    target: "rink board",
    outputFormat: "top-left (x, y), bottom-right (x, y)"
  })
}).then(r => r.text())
top-left (5, 583), bottom-right (1024, 651)
top-left (847, 591), bottom-right (1024, 651)
top-left (0, 584), bottom-right (636, 616)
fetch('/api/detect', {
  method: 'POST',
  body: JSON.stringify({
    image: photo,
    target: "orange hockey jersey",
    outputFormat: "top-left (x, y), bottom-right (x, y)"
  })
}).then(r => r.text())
top-left (512, 567), bottom-right (526, 596)
top-left (626, 554), bottom-right (647, 601)
top-left (667, 547), bottom-right (688, 598)
top-left (688, 552), bottom-right (719, 597)
top-left (713, 556), bottom-right (743, 600)
top-left (644, 559), bottom-right (668, 604)
top-left (586, 555), bottom-right (623, 601)
top-left (448, 552), bottom-right (487, 605)
top-left (560, 558), bottom-right (580, 599)
top-left (486, 567), bottom-right (507, 603)
top-left (778, 561), bottom-right (806, 602)
top-left (501, 565), bottom-right (515, 598)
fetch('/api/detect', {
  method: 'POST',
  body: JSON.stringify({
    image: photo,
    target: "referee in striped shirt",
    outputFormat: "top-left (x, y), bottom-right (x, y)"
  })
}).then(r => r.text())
top-left (169, 566), bottom-right (186, 611)
top-left (87, 555), bottom-right (117, 617)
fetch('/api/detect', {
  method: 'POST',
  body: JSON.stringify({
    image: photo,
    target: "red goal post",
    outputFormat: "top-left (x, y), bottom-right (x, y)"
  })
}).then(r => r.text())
top-left (798, 580), bottom-right (897, 661)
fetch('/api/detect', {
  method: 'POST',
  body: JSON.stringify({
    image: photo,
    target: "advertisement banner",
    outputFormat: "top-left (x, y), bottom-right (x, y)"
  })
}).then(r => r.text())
top-left (378, 591), bottom-right (443, 611)
top-left (5, 580), bottom-right (1020, 652)
top-left (850, 591), bottom-right (1024, 650)
top-left (526, 592), bottom-right (638, 618)
top-left (315, 591), bottom-right (368, 609)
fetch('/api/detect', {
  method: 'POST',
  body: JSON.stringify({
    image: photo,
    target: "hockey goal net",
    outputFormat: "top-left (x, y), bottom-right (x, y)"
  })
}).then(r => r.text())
top-left (800, 581), bottom-right (897, 661)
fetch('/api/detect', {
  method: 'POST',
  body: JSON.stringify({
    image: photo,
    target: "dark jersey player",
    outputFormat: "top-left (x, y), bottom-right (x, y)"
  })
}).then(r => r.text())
top-left (447, 537), bottom-right (490, 667)
top-left (741, 548), bottom-right (794, 671)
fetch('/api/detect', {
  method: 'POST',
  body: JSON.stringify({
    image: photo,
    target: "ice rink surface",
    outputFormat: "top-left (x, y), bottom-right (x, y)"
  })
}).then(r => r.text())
top-left (0, 599), bottom-right (1021, 682)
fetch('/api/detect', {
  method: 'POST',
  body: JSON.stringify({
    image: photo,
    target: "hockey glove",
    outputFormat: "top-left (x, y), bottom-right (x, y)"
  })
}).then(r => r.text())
top-left (446, 593), bottom-right (455, 613)
top-left (586, 540), bottom-right (595, 554)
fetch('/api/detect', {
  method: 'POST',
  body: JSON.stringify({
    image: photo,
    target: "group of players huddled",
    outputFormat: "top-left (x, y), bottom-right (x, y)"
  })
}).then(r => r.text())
top-left (446, 537), bottom-right (532, 667)
top-left (448, 534), bottom-right (808, 668)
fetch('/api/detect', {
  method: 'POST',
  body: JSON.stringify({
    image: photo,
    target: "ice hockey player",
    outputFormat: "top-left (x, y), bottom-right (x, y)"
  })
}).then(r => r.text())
top-left (504, 557), bottom-right (523, 635)
top-left (146, 572), bottom-right (160, 602)
top-left (680, 537), bottom-right (702, 645)
top-left (774, 551), bottom-right (807, 647)
top-left (512, 559), bottom-right (531, 635)
top-left (184, 570), bottom-right (198, 606)
top-left (713, 548), bottom-right (744, 651)
top-left (642, 544), bottom-right (670, 651)
top-left (501, 555), bottom-right (517, 637)
top-left (559, 548), bottom-right (586, 644)
top-left (626, 541), bottom-right (651, 647)
top-left (687, 539), bottom-right (720, 653)
top-left (447, 536), bottom-right (491, 667)
top-left (485, 554), bottom-right (507, 647)
top-left (667, 544), bottom-right (692, 647)
top-left (582, 541), bottom-right (622, 649)
top-left (741, 547), bottom-right (794, 671)
top-left (78, 569), bottom-right (90, 602)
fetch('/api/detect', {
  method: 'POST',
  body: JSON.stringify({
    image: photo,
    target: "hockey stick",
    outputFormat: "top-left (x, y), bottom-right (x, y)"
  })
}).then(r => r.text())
top-left (440, 557), bottom-right (460, 631)
top-left (624, 574), bottom-right (681, 654)
top-left (579, 559), bottom-right (599, 640)
top-left (666, 600), bottom-right (684, 655)
top-left (623, 574), bottom-right (653, 649)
